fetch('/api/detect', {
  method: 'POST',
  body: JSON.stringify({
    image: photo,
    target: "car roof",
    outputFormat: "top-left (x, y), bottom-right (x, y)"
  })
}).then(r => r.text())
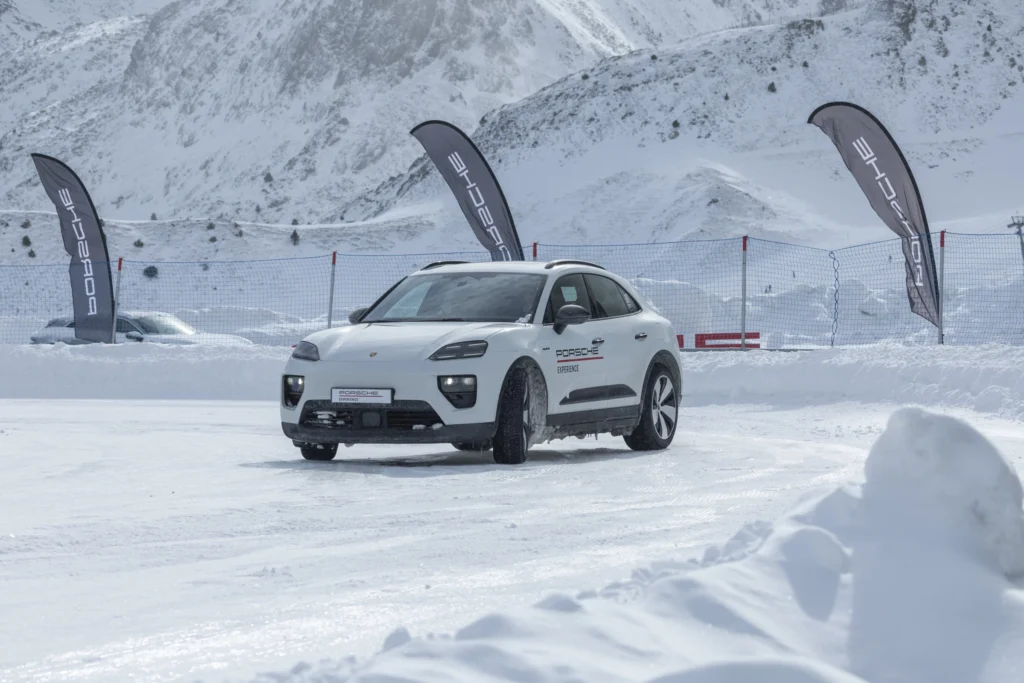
top-left (411, 260), bottom-right (606, 276)
top-left (121, 311), bottom-right (175, 318)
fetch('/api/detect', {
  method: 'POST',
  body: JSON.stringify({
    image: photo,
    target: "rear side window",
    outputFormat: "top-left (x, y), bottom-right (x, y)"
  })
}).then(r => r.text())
top-left (584, 274), bottom-right (634, 319)
top-left (544, 274), bottom-right (591, 324)
top-left (621, 286), bottom-right (641, 313)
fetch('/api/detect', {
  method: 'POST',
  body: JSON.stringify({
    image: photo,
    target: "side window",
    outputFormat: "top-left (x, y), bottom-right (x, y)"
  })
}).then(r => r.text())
top-left (584, 274), bottom-right (630, 319)
top-left (619, 284), bottom-right (641, 313)
top-left (116, 318), bottom-right (140, 334)
top-left (543, 274), bottom-right (591, 324)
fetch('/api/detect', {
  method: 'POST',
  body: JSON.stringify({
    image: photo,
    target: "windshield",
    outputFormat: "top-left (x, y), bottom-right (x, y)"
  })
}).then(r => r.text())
top-left (362, 272), bottom-right (547, 323)
top-left (134, 315), bottom-right (196, 335)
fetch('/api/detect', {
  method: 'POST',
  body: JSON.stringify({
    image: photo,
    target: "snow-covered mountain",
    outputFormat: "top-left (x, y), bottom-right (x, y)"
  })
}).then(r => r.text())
top-left (349, 0), bottom-right (1024, 247)
top-left (1, 0), bottom-right (1021, 264)
top-left (0, 0), bottom-right (844, 226)
top-left (0, 0), bottom-right (166, 45)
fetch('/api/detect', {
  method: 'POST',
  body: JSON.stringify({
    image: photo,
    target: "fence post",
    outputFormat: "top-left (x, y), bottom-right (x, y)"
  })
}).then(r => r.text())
top-left (829, 251), bottom-right (839, 348)
top-left (532, 242), bottom-right (538, 261)
top-left (938, 230), bottom-right (945, 345)
top-left (741, 236), bottom-right (748, 350)
top-left (110, 257), bottom-right (123, 344)
top-left (327, 251), bottom-right (337, 329)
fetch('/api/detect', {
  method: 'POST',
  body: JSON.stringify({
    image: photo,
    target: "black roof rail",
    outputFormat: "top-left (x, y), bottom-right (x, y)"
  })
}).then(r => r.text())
top-left (543, 259), bottom-right (605, 270)
top-left (420, 260), bottom-right (470, 271)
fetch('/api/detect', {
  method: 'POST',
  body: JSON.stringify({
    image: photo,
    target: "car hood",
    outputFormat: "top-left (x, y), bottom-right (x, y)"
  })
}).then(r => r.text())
top-left (312, 322), bottom-right (517, 361)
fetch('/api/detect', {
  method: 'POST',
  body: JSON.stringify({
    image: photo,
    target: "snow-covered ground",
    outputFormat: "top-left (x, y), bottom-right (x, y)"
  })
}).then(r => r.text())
top-left (3, 344), bottom-right (1024, 682)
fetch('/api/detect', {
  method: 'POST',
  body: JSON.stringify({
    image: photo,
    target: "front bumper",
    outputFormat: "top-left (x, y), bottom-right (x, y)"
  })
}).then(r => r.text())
top-left (281, 356), bottom-right (507, 429)
top-left (282, 419), bottom-right (493, 446)
top-left (282, 379), bottom-right (500, 444)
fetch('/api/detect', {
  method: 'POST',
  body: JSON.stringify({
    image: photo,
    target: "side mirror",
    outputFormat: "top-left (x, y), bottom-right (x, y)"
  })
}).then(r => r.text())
top-left (553, 304), bottom-right (591, 334)
top-left (126, 331), bottom-right (144, 342)
top-left (348, 307), bottom-right (368, 325)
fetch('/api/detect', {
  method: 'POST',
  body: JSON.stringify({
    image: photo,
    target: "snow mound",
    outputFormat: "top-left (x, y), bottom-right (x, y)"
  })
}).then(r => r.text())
top-left (864, 407), bottom-right (1024, 578)
top-left (648, 658), bottom-right (866, 683)
top-left (247, 408), bottom-right (1024, 683)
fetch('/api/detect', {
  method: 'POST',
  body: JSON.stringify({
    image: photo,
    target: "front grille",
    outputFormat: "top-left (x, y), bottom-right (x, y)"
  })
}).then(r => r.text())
top-left (300, 400), bottom-right (443, 431)
top-left (387, 409), bottom-right (442, 429)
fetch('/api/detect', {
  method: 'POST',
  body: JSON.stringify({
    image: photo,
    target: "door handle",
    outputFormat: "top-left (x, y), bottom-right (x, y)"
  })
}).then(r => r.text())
top-left (634, 332), bottom-right (648, 340)
top-left (592, 338), bottom-right (605, 345)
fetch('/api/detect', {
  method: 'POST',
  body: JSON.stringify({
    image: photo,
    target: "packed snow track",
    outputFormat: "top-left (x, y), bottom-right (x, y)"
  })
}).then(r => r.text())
top-left (0, 401), bottom-right (882, 681)
top-left (4, 344), bottom-right (1024, 682)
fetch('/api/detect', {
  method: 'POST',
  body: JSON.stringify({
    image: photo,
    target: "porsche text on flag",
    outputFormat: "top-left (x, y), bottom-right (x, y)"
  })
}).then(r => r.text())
top-left (411, 120), bottom-right (524, 261)
top-left (30, 154), bottom-right (116, 343)
top-left (808, 102), bottom-right (941, 329)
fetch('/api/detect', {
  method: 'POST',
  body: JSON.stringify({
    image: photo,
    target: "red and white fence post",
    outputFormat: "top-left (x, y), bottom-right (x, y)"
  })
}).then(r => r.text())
top-left (327, 251), bottom-right (337, 329)
top-left (938, 230), bottom-right (945, 345)
top-left (741, 236), bottom-right (748, 350)
top-left (110, 257), bottom-right (123, 344)
top-left (532, 242), bottom-right (538, 261)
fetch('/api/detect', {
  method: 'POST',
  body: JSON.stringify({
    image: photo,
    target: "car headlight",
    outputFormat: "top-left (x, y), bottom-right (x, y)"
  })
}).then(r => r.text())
top-left (429, 340), bottom-right (487, 361)
top-left (292, 341), bottom-right (320, 361)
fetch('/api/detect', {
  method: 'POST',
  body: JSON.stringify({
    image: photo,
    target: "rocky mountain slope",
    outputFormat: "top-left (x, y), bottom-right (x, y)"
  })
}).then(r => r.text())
top-left (347, 0), bottom-right (1024, 246)
top-left (0, 0), bottom-right (846, 227)
top-left (1, 0), bottom-right (1021, 263)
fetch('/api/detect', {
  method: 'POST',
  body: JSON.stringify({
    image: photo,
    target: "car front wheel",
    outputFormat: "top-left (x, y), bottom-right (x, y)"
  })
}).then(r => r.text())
top-left (300, 443), bottom-right (338, 461)
top-left (624, 364), bottom-right (678, 451)
top-left (492, 365), bottom-right (534, 465)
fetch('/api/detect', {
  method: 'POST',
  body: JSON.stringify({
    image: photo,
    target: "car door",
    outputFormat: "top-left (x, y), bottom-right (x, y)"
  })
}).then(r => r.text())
top-left (583, 273), bottom-right (646, 403)
top-left (539, 273), bottom-right (607, 415)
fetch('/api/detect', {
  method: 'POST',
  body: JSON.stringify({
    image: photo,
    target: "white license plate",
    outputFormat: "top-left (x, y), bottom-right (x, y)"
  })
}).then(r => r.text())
top-left (331, 388), bottom-right (393, 405)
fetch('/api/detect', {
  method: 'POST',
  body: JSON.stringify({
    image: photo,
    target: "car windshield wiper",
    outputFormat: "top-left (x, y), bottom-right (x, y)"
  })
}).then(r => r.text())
top-left (368, 317), bottom-right (468, 323)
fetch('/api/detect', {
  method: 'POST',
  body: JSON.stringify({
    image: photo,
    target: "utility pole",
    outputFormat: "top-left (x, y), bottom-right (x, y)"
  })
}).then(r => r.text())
top-left (1009, 214), bottom-right (1024, 274)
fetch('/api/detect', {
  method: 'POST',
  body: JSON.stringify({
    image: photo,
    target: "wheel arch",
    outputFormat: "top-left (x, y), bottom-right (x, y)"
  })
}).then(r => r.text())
top-left (495, 355), bottom-right (549, 428)
top-left (641, 350), bottom-right (682, 399)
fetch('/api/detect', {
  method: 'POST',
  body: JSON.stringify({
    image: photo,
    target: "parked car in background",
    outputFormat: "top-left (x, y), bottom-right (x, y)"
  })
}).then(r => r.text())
top-left (30, 311), bottom-right (253, 346)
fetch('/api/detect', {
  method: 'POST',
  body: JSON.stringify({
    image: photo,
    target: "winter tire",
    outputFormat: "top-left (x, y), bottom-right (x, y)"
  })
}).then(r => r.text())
top-left (624, 363), bottom-right (678, 451)
top-left (492, 365), bottom-right (535, 465)
top-left (300, 443), bottom-right (338, 461)
top-left (452, 441), bottom-right (493, 452)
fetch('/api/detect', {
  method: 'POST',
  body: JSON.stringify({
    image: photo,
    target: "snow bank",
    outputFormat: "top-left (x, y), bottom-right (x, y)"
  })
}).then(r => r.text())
top-left (0, 343), bottom-right (289, 400)
top-left (7, 342), bottom-right (1024, 413)
top-left (683, 344), bottom-right (1024, 419)
top-left (246, 408), bottom-right (1024, 683)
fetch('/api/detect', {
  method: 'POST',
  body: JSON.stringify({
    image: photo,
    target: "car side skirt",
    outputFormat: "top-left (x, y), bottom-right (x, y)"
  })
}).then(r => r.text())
top-left (545, 404), bottom-right (641, 439)
top-left (559, 384), bottom-right (637, 406)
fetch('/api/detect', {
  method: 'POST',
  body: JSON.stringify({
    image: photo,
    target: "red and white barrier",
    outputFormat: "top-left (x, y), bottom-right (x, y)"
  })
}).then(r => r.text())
top-left (677, 333), bottom-right (761, 350)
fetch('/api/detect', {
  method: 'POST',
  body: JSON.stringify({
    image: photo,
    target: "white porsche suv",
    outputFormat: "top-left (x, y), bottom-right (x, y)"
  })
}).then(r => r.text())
top-left (280, 260), bottom-right (681, 464)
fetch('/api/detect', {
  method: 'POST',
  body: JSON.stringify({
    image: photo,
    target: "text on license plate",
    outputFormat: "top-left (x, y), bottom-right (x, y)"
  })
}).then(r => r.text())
top-left (331, 388), bottom-right (393, 404)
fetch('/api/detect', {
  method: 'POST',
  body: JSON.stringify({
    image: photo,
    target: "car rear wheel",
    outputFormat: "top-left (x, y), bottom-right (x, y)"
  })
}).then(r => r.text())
top-left (492, 365), bottom-right (535, 465)
top-left (624, 364), bottom-right (678, 451)
top-left (300, 443), bottom-right (338, 461)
